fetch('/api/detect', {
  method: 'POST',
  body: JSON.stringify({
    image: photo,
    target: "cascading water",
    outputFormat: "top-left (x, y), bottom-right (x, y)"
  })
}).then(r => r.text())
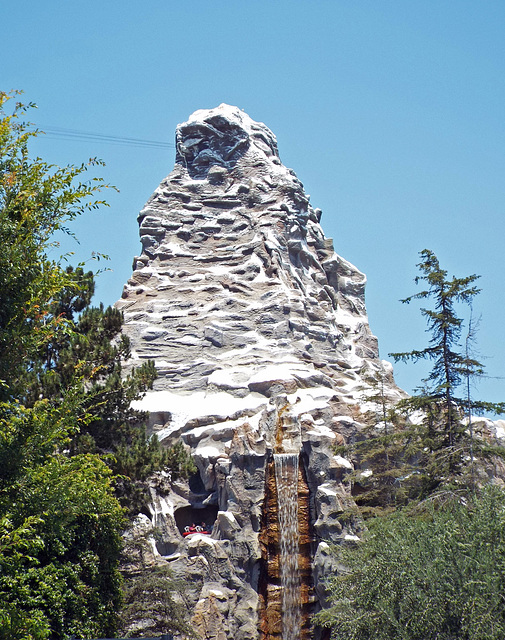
top-left (274, 453), bottom-right (301, 640)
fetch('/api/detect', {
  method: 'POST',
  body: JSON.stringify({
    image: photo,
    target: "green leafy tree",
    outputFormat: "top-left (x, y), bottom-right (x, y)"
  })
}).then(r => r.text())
top-left (316, 486), bottom-right (505, 640)
top-left (0, 91), bottom-right (110, 400)
top-left (0, 452), bottom-right (125, 638)
top-left (0, 90), bottom-right (128, 638)
top-left (0, 515), bottom-right (50, 640)
top-left (0, 91), bottom-right (195, 638)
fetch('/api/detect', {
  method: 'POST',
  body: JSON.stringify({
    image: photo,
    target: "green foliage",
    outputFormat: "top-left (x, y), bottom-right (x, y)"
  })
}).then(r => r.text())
top-left (0, 392), bottom-right (125, 637)
top-left (0, 607), bottom-right (50, 640)
top-left (113, 438), bottom-right (196, 516)
top-left (164, 440), bottom-right (198, 481)
top-left (119, 531), bottom-right (193, 637)
top-left (114, 438), bottom-right (195, 486)
top-left (0, 91), bottom-right (191, 638)
top-left (341, 252), bottom-right (505, 515)
top-left (342, 426), bottom-right (418, 517)
top-left (317, 486), bottom-right (505, 640)
top-left (386, 250), bottom-right (505, 496)
top-left (391, 249), bottom-right (484, 446)
top-left (0, 454), bottom-right (125, 638)
top-left (0, 90), bottom-right (111, 400)
top-left (338, 368), bottom-right (423, 516)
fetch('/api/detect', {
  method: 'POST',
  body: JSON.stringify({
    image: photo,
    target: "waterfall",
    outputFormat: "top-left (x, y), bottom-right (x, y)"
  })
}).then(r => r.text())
top-left (274, 453), bottom-right (301, 640)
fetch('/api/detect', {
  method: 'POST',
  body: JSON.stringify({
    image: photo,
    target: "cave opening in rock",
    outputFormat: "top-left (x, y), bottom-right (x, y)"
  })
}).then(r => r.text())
top-left (189, 470), bottom-right (206, 495)
top-left (174, 504), bottom-right (219, 537)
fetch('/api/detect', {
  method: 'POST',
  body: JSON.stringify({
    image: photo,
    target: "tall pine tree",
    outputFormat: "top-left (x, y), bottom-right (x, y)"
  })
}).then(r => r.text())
top-left (390, 249), bottom-right (505, 495)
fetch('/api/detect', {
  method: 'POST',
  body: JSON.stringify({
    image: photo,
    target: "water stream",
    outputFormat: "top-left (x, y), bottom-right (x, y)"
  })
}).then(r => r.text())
top-left (274, 453), bottom-right (301, 640)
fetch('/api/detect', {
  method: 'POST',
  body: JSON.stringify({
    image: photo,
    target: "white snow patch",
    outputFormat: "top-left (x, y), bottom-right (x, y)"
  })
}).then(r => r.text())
top-left (287, 387), bottom-right (336, 414)
top-left (333, 455), bottom-right (353, 470)
top-left (207, 264), bottom-right (233, 276)
top-left (132, 390), bottom-right (267, 440)
top-left (318, 483), bottom-right (338, 497)
top-left (306, 424), bottom-right (337, 440)
top-left (218, 511), bottom-right (238, 525)
top-left (248, 362), bottom-right (307, 385)
top-left (495, 420), bottom-right (505, 441)
top-left (408, 410), bottom-right (425, 425)
top-left (208, 368), bottom-right (251, 388)
top-left (154, 496), bottom-right (175, 518)
top-left (186, 533), bottom-right (219, 547)
top-left (332, 416), bottom-right (355, 425)
top-left (381, 359), bottom-right (394, 374)
top-left (195, 444), bottom-right (225, 460)
top-left (159, 241), bottom-right (193, 257)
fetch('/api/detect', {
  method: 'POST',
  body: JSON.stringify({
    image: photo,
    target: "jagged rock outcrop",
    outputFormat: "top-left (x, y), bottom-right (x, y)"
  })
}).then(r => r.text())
top-left (116, 105), bottom-right (406, 639)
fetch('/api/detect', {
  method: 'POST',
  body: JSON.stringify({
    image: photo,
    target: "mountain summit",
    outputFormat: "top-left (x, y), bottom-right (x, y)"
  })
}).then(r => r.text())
top-left (118, 104), bottom-right (401, 429)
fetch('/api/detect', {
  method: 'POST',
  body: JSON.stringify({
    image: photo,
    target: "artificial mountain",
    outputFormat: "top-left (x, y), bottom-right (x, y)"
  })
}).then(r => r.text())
top-left (116, 105), bottom-right (406, 640)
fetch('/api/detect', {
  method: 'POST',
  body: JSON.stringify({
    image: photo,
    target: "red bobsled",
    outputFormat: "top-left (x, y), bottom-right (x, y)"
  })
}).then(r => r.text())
top-left (183, 524), bottom-right (211, 537)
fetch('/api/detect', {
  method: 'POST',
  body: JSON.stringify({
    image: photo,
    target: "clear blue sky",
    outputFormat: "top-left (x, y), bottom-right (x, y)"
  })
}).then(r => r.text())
top-left (3, 1), bottom-right (504, 408)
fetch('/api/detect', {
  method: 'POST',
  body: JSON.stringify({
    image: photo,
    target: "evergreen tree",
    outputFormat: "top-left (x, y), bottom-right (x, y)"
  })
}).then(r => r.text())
top-left (389, 250), bottom-right (505, 495)
top-left (119, 530), bottom-right (192, 637)
top-left (391, 250), bottom-right (482, 447)
top-left (338, 366), bottom-right (416, 516)
top-left (342, 251), bottom-right (505, 513)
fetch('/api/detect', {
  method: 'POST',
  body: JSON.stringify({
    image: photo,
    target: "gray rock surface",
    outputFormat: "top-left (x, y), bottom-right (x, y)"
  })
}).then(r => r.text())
top-left (116, 104), bottom-right (406, 639)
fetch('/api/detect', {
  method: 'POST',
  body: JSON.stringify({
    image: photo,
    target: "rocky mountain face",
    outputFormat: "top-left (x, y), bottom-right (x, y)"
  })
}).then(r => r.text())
top-left (116, 105), bottom-right (406, 639)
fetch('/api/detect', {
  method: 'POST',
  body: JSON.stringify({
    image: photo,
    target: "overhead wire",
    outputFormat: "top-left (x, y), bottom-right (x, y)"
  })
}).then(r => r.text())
top-left (39, 125), bottom-right (175, 149)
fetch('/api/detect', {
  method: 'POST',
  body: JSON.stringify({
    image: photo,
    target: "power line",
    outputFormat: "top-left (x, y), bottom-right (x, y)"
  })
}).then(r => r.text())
top-left (39, 126), bottom-right (175, 149)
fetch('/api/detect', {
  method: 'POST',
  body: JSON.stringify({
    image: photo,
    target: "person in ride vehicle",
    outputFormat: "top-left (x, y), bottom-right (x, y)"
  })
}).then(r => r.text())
top-left (183, 521), bottom-right (211, 536)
